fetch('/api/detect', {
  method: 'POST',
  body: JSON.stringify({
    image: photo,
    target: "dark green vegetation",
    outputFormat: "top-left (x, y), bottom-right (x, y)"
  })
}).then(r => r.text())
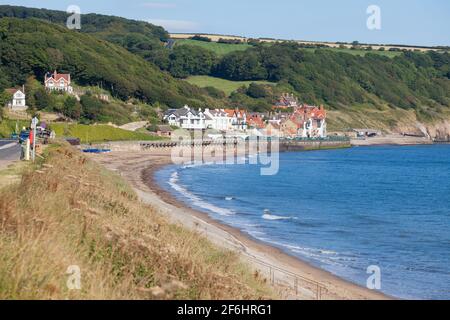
top-left (0, 16), bottom-right (219, 111)
top-left (216, 44), bottom-right (450, 110)
top-left (0, 5), bottom-right (449, 123)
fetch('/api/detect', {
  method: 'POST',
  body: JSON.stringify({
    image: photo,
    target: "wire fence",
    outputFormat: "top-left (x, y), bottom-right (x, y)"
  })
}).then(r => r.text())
top-left (196, 222), bottom-right (328, 300)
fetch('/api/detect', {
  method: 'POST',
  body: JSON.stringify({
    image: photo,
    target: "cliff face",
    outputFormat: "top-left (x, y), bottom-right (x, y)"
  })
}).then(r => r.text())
top-left (328, 107), bottom-right (450, 141)
top-left (424, 121), bottom-right (450, 141)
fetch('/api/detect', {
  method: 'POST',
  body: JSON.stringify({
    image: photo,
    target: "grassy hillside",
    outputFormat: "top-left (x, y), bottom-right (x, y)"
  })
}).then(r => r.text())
top-left (0, 4), bottom-right (169, 56)
top-left (185, 76), bottom-right (274, 96)
top-left (175, 39), bottom-right (251, 56)
top-left (49, 123), bottom-right (161, 143)
top-left (0, 18), bottom-right (218, 109)
top-left (0, 144), bottom-right (273, 299)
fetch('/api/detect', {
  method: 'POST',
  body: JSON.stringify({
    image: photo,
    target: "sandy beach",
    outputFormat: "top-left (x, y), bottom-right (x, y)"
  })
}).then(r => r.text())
top-left (88, 149), bottom-right (390, 300)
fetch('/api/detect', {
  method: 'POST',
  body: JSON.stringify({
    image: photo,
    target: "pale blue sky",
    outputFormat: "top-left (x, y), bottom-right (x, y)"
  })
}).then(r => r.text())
top-left (1, 0), bottom-right (449, 46)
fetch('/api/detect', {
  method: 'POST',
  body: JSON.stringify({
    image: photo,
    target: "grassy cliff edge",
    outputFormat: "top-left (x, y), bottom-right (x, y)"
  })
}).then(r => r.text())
top-left (0, 144), bottom-right (273, 299)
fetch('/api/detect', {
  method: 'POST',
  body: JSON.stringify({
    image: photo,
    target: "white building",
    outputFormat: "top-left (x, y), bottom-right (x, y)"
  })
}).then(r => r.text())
top-left (204, 108), bottom-right (229, 131)
top-left (224, 109), bottom-right (247, 131)
top-left (6, 87), bottom-right (27, 111)
top-left (164, 106), bottom-right (250, 132)
top-left (164, 105), bottom-right (207, 130)
top-left (44, 71), bottom-right (73, 93)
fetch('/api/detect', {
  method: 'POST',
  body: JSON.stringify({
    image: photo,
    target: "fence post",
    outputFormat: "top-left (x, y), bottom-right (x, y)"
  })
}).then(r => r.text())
top-left (294, 278), bottom-right (298, 295)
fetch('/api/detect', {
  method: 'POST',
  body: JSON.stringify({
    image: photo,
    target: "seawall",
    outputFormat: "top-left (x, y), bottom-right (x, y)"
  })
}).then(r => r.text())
top-left (86, 139), bottom-right (352, 153)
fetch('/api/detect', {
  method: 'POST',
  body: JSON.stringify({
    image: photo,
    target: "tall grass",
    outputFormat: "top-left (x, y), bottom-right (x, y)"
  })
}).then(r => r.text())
top-left (0, 144), bottom-right (273, 299)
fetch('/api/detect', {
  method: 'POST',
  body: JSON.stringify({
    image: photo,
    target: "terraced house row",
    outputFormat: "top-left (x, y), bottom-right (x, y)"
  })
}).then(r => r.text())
top-left (163, 94), bottom-right (328, 138)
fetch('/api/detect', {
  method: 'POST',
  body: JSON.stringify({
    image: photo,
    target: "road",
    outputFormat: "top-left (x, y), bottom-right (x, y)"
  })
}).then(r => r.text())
top-left (0, 139), bottom-right (21, 170)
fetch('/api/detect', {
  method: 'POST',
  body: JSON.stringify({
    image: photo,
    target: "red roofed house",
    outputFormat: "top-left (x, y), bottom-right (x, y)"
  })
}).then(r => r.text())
top-left (272, 93), bottom-right (299, 110)
top-left (247, 113), bottom-right (265, 129)
top-left (45, 71), bottom-right (73, 93)
top-left (295, 104), bottom-right (327, 138)
top-left (224, 109), bottom-right (247, 131)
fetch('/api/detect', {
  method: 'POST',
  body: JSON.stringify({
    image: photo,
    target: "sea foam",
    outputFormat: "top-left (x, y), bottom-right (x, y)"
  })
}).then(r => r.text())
top-left (169, 171), bottom-right (235, 216)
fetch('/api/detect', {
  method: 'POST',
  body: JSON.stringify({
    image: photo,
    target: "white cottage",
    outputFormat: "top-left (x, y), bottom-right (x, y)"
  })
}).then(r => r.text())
top-left (6, 87), bottom-right (27, 111)
top-left (204, 108), bottom-right (229, 131)
top-left (163, 105), bottom-right (207, 130)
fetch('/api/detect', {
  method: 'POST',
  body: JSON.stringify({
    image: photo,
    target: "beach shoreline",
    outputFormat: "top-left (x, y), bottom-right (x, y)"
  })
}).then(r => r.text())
top-left (89, 149), bottom-right (391, 300)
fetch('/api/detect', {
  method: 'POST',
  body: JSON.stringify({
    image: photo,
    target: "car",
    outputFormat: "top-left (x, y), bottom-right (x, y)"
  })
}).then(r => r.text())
top-left (10, 133), bottom-right (19, 140)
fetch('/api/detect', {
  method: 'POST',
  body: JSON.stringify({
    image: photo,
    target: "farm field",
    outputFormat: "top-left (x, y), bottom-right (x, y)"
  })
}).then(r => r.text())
top-left (185, 76), bottom-right (275, 96)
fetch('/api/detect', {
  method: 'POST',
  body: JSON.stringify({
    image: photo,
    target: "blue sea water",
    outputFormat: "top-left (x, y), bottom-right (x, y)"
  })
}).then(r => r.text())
top-left (154, 145), bottom-right (450, 299)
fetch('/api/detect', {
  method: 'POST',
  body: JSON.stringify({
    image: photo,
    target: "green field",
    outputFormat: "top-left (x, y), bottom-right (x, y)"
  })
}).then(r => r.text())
top-left (185, 76), bottom-right (275, 96)
top-left (175, 39), bottom-right (251, 56)
top-left (175, 39), bottom-right (402, 58)
top-left (49, 123), bottom-right (163, 143)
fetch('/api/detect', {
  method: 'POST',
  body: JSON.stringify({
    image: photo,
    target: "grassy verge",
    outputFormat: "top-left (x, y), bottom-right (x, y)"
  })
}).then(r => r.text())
top-left (0, 144), bottom-right (273, 299)
top-left (185, 76), bottom-right (275, 96)
top-left (49, 123), bottom-right (163, 143)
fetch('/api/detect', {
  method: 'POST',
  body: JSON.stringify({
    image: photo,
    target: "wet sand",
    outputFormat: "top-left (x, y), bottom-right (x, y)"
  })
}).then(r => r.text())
top-left (89, 149), bottom-right (390, 300)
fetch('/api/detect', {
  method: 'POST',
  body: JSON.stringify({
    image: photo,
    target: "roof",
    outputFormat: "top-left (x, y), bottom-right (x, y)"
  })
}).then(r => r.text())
top-left (5, 88), bottom-right (22, 95)
top-left (224, 109), bottom-right (247, 118)
top-left (164, 106), bottom-right (205, 118)
top-left (45, 71), bottom-right (70, 82)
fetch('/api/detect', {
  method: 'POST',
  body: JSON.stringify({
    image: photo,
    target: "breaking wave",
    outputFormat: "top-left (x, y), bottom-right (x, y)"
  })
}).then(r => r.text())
top-left (168, 171), bottom-right (235, 216)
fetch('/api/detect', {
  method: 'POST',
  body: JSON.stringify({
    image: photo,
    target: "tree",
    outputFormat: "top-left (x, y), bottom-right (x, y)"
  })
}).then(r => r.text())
top-left (63, 96), bottom-right (82, 120)
top-left (0, 90), bottom-right (12, 108)
top-left (168, 45), bottom-right (218, 78)
top-left (80, 94), bottom-right (103, 121)
top-left (214, 51), bottom-right (267, 81)
top-left (24, 76), bottom-right (41, 109)
top-left (33, 88), bottom-right (52, 110)
top-left (246, 83), bottom-right (269, 99)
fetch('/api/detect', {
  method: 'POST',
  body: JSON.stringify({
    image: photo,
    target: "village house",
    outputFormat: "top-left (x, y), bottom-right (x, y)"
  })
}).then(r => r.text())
top-left (264, 122), bottom-right (281, 137)
top-left (272, 93), bottom-right (299, 110)
top-left (204, 108), bottom-right (229, 131)
top-left (224, 109), bottom-right (248, 131)
top-left (156, 125), bottom-right (173, 137)
top-left (44, 71), bottom-right (73, 93)
top-left (280, 119), bottom-right (300, 138)
top-left (163, 105), bottom-right (206, 130)
top-left (5, 86), bottom-right (27, 111)
top-left (294, 104), bottom-right (327, 138)
top-left (247, 113), bottom-right (266, 129)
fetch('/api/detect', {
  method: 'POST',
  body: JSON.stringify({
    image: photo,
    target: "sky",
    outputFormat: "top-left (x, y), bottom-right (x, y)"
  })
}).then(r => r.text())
top-left (1, 0), bottom-right (449, 46)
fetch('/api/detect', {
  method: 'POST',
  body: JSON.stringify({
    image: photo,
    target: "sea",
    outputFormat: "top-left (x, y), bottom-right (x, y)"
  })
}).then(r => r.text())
top-left (154, 145), bottom-right (450, 299)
